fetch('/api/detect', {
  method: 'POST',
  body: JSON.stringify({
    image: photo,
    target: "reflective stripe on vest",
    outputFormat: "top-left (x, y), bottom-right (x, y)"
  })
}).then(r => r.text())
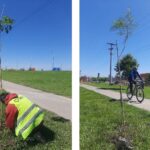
top-left (19, 109), bottom-right (43, 136)
top-left (9, 96), bottom-right (44, 139)
top-left (17, 103), bottom-right (36, 126)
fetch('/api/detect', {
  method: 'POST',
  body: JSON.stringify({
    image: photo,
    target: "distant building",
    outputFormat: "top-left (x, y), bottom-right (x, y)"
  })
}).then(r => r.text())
top-left (7, 68), bottom-right (17, 71)
top-left (20, 68), bottom-right (25, 71)
top-left (29, 67), bottom-right (36, 71)
top-left (140, 73), bottom-right (150, 86)
top-left (52, 67), bottom-right (61, 71)
top-left (140, 73), bottom-right (150, 81)
top-left (80, 76), bottom-right (89, 83)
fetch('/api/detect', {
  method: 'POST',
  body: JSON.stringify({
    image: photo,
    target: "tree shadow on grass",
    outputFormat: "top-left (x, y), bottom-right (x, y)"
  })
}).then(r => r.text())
top-left (98, 87), bottom-right (126, 91)
top-left (109, 99), bottom-right (117, 102)
top-left (51, 116), bottom-right (70, 123)
top-left (123, 98), bottom-right (130, 102)
top-left (109, 98), bottom-right (129, 102)
top-left (128, 100), bottom-right (140, 104)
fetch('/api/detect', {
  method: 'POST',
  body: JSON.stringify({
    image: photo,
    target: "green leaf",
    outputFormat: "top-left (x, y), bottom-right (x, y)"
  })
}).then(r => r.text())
top-left (0, 16), bottom-right (14, 33)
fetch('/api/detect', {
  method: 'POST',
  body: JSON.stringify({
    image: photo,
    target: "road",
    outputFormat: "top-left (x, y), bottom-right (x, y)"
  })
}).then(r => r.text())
top-left (3, 80), bottom-right (72, 121)
top-left (81, 84), bottom-right (150, 112)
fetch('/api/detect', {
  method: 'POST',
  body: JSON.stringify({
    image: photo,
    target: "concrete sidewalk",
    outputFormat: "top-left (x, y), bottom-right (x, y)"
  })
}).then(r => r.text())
top-left (81, 84), bottom-right (150, 112)
top-left (3, 80), bottom-right (72, 121)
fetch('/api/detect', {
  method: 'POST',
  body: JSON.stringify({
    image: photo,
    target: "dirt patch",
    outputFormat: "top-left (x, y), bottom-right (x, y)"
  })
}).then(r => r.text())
top-left (110, 123), bottom-right (134, 150)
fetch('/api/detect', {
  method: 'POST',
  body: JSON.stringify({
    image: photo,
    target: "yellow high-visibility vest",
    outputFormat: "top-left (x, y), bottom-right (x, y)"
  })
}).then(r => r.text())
top-left (9, 95), bottom-right (44, 140)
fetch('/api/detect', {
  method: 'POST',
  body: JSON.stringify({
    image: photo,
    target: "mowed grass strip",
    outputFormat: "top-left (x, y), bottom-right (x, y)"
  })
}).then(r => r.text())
top-left (80, 87), bottom-right (150, 150)
top-left (0, 107), bottom-right (71, 150)
top-left (87, 82), bottom-right (150, 99)
top-left (2, 70), bottom-right (71, 97)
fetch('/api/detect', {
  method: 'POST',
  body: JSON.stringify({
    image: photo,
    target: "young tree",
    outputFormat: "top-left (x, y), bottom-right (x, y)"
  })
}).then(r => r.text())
top-left (0, 16), bottom-right (13, 33)
top-left (111, 8), bottom-right (136, 57)
top-left (0, 15), bottom-right (14, 127)
top-left (115, 54), bottom-right (138, 79)
top-left (0, 16), bottom-right (14, 88)
top-left (110, 9), bottom-right (137, 143)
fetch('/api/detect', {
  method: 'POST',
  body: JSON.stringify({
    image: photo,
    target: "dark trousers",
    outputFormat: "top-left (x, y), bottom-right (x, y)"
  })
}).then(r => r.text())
top-left (27, 121), bottom-right (46, 143)
top-left (30, 121), bottom-right (43, 136)
top-left (129, 80), bottom-right (136, 93)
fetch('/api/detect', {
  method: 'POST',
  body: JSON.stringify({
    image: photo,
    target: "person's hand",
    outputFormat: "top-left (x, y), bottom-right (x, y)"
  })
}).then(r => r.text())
top-left (133, 80), bottom-right (136, 84)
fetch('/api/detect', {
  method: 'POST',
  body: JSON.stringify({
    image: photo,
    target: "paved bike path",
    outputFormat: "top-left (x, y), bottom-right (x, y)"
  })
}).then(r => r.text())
top-left (81, 84), bottom-right (150, 112)
top-left (3, 80), bottom-right (72, 121)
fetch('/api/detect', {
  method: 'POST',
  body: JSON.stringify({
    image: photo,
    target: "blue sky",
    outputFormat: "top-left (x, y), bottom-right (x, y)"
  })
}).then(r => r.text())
top-left (80, 0), bottom-right (150, 77)
top-left (0, 0), bottom-right (71, 70)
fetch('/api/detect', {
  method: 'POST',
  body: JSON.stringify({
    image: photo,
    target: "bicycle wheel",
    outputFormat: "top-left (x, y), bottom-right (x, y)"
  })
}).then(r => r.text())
top-left (136, 87), bottom-right (144, 103)
top-left (126, 86), bottom-right (133, 100)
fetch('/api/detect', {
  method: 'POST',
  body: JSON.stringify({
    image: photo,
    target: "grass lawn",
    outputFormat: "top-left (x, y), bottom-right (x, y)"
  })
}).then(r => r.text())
top-left (1, 70), bottom-right (72, 149)
top-left (87, 82), bottom-right (150, 99)
top-left (0, 105), bottom-right (71, 150)
top-left (80, 87), bottom-right (150, 149)
top-left (2, 70), bottom-right (71, 97)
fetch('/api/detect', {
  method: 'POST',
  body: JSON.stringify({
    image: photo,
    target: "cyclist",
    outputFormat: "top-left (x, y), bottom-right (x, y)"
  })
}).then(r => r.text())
top-left (128, 67), bottom-right (143, 93)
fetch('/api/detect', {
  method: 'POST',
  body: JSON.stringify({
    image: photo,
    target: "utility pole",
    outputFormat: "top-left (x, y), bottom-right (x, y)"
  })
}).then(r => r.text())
top-left (107, 42), bottom-right (116, 84)
top-left (97, 73), bottom-right (100, 83)
top-left (52, 56), bottom-right (55, 69)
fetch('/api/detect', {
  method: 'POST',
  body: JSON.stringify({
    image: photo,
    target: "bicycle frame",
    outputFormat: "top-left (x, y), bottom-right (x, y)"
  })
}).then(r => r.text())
top-left (127, 80), bottom-right (144, 102)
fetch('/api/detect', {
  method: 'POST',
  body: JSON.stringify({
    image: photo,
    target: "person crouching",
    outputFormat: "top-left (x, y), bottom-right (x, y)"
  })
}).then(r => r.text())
top-left (0, 90), bottom-right (45, 141)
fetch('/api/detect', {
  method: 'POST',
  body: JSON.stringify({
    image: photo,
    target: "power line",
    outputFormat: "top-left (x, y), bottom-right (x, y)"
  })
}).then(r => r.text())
top-left (0, 4), bottom-right (5, 18)
top-left (136, 10), bottom-right (150, 25)
top-left (134, 25), bottom-right (150, 35)
top-left (133, 16), bottom-right (150, 35)
top-left (14, 0), bottom-right (55, 28)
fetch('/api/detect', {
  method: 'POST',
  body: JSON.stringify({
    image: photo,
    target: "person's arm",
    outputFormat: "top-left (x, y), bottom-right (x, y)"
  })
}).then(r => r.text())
top-left (137, 72), bottom-right (143, 81)
top-left (131, 71), bottom-right (134, 81)
top-left (5, 104), bottom-right (18, 130)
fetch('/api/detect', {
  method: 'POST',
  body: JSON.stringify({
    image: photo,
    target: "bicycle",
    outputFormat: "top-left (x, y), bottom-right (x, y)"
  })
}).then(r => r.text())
top-left (126, 80), bottom-right (144, 103)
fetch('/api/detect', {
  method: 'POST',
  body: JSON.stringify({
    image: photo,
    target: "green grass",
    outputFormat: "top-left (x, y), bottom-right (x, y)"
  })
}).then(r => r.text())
top-left (2, 70), bottom-right (71, 97)
top-left (80, 87), bottom-right (150, 149)
top-left (0, 71), bottom-right (72, 149)
top-left (0, 105), bottom-right (71, 150)
top-left (87, 82), bottom-right (150, 99)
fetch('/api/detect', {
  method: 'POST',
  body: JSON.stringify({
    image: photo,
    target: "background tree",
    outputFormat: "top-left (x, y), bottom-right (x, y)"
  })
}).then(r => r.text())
top-left (115, 54), bottom-right (139, 79)
top-left (144, 73), bottom-right (150, 86)
top-left (147, 74), bottom-right (150, 82)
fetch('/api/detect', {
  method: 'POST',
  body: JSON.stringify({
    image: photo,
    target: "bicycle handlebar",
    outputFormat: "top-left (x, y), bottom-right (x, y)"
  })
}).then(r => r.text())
top-left (135, 80), bottom-right (144, 88)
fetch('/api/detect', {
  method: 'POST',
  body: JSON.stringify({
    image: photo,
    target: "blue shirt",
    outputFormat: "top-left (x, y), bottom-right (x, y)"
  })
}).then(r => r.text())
top-left (128, 70), bottom-right (142, 81)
